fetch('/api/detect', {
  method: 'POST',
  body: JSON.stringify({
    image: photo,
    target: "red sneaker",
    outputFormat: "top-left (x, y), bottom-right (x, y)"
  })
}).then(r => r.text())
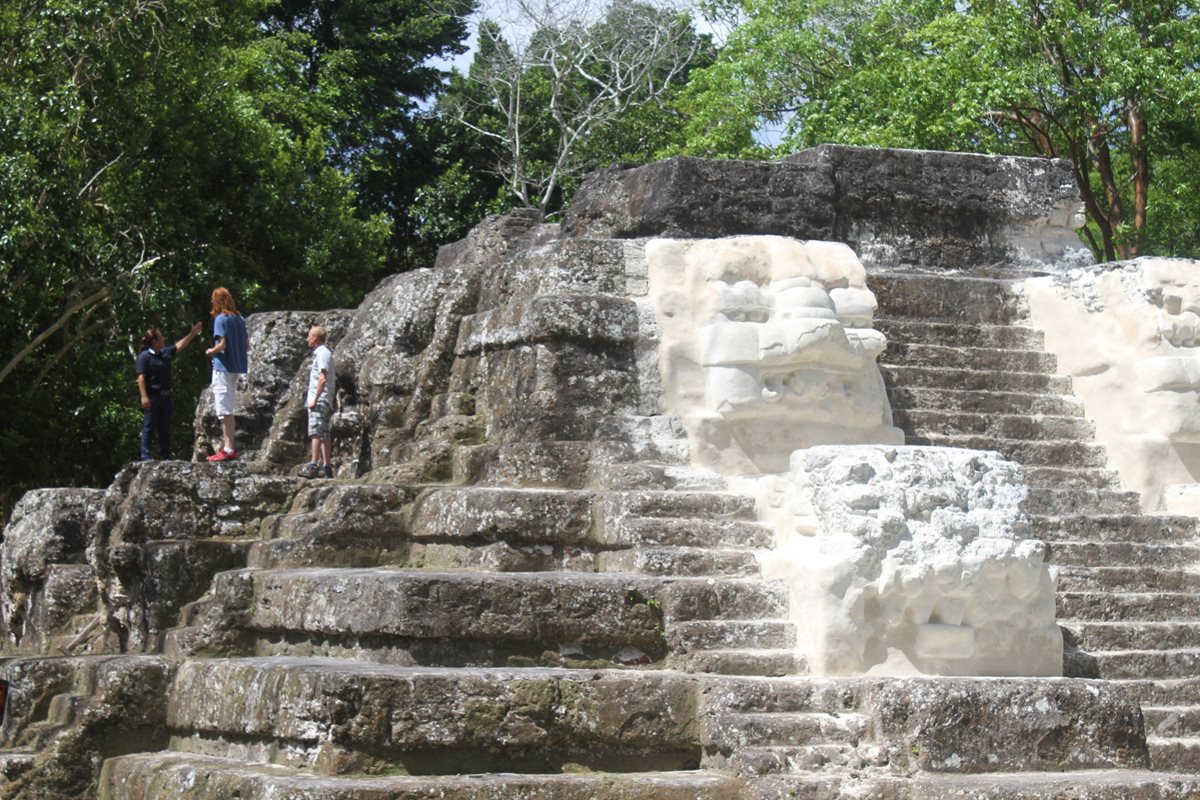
top-left (206, 449), bottom-right (238, 462)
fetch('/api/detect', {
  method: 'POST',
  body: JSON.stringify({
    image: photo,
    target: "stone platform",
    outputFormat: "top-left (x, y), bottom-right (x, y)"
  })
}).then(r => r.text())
top-left (4, 147), bottom-right (1200, 799)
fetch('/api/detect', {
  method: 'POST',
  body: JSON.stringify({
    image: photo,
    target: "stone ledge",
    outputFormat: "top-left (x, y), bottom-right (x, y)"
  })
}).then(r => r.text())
top-left (563, 147), bottom-right (1090, 273)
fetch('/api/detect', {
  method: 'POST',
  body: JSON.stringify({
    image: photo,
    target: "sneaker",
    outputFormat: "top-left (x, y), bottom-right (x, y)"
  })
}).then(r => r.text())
top-left (298, 462), bottom-right (319, 479)
top-left (321, 464), bottom-right (334, 479)
top-left (207, 449), bottom-right (238, 463)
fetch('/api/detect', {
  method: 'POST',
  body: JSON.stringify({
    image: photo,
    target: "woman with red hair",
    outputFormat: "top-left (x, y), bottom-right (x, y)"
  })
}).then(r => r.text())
top-left (203, 287), bottom-right (249, 461)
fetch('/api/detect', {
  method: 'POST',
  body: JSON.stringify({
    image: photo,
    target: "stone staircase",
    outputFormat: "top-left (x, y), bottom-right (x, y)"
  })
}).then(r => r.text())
top-left (91, 457), bottom-right (798, 798)
top-left (871, 269), bottom-right (1200, 774)
top-left (9, 143), bottom-right (1200, 798)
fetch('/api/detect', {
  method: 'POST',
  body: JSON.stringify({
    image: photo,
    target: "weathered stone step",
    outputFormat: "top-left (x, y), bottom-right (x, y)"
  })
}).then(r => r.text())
top-left (600, 490), bottom-right (758, 521)
top-left (596, 546), bottom-right (763, 577)
top-left (1145, 706), bottom-right (1200, 738)
top-left (0, 751), bottom-right (35, 784)
top-left (1120, 678), bottom-right (1200, 707)
top-left (588, 463), bottom-right (727, 492)
top-left (1064, 621), bottom-right (1200, 651)
top-left (1056, 566), bottom-right (1200, 593)
top-left (0, 655), bottom-right (106, 748)
top-left (758, 770), bottom-right (1200, 800)
top-left (171, 568), bottom-right (788, 666)
top-left (700, 677), bottom-right (859, 715)
top-left (906, 434), bottom-right (1108, 468)
top-left (166, 662), bottom-right (700, 767)
top-left (249, 484), bottom-right (419, 569)
top-left (1023, 488), bottom-right (1141, 516)
top-left (668, 620), bottom-right (796, 651)
top-left (1058, 592), bottom-right (1200, 621)
top-left (100, 752), bottom-right (742, 799)
top-left (670, 649), bottom-right (805, 677)
top-left (882, 365), bottom-right (1072, 394)
top-left (408, 487), bottom-right (595, 546)
top-left (891, 408), bottom-right (1095, 442)
top-left (450, 432), bottom-right (694, 490)
top-left (161, 659), bottom-right (706, 776)
top-left (867, 273), bottom-right (1026, 325)
top-left (664, 578), bottom-right (789, 622)
top-left (723, 742), bottom-right (886, 776)
top-left (885, 386), bottom-right (1084, 417)
top-left (714, 711), bottom-right (871, 748)
top-left (1024, 466), bottom-right (1123, 491)
top-left (1149, 737), bottom-right (1200, 773)
top-left (875, 318), bottom-right (1045, 350)
top-left (255, 486), bottom-right (772, 573)
top-left (1031, 514), bottom-right (1198, 544)
top-left (603, 517), bottom-right (774, 549)
top-left (47, 612), bottom-right (117, 656)
top-left (1087, 649), bottom-right (1200, 680)
top-left (882, 341), bottom-right (1058, 374)
top-left (403, 540), bottom-right (604, 574)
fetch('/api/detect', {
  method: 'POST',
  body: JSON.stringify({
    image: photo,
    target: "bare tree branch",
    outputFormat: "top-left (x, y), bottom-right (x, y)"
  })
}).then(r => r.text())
top-left (0, 286), bottom-right (111, 386)
top-left (445, 0), bottom-right (704, 213)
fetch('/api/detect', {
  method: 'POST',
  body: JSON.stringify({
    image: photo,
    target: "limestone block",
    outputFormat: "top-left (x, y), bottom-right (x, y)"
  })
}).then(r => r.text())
top-left (0, 655), bottom-right (171, 800)
top-left (475, 239), bottom-right (631, 305)
top-left (456, 295), bottom-right (640, 354)
top-left (408, 487), bottom-right (596, 545)
top-left (165, 660), bottom-right (699, 773)
top-left (469, 342), bottom-right (639, 442)
top-left (100, 752), bottom-right (742, 799)
top-left (1025, 258), bottom-right (1200, 511)
top-left (257, 483), bottom-right (419, 568)
top-left (646, 235), bottom-right (903, 473)
top-left (91, 462), bottom-right (298, 652)
top-left (563, 147), bottom-right (1092, 272)
top-left (1, 488), bottom-right (102, 653)
top-left (757, 445), bottom-right (1061, 677)
top-left (241, 569), bottom-right (669, 663)
top-left (869, 678), bottom-right (1149, 773)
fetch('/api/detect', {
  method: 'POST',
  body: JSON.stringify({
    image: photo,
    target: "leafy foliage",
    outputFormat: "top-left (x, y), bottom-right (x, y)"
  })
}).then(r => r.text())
top-left (677, 0), bottom-right (1200, 260)
top-left (257, 0), bottom-right (474, 261)
top-left (0, 0), bottom-right (469, 513)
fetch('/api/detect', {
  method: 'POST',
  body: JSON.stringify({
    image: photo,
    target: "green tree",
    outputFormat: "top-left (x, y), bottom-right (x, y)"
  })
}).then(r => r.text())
top-left (678, 0), bottom-right (1200, 260)
top-left (0, 0), bottom-right (412, 513)
top-left (256, 0), bottom-right (474, 264)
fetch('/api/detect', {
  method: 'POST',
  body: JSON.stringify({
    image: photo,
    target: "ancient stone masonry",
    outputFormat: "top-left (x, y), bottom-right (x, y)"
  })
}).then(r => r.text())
top-left (3, 146), bottom-right (1200, 799)
top-left (1025, 259), bottom-right (1200, 514)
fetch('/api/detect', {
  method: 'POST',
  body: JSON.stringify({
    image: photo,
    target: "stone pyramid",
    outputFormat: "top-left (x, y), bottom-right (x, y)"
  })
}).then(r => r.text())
top-left (3, 145), bottom-right (1200, 799)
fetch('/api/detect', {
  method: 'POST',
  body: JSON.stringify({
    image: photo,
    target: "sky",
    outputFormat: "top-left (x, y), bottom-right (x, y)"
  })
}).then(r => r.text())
top-left (433, 0), bottom-right (735, 75)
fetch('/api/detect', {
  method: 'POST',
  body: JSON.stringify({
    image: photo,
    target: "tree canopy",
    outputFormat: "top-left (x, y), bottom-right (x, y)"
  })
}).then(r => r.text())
top-left (5, 0), bottom-right (1200, 513)
top-left (678, 0), bottom-right (1200, 260)
top-left (0, 0), bottom-right (470, 512)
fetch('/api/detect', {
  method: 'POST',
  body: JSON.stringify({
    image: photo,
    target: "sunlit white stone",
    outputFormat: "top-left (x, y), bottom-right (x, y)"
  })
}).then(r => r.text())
top-left (1026, 258), bottom-right (1200, 511)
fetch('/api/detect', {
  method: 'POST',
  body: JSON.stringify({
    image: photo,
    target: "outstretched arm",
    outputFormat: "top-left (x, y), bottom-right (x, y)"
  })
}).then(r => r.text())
top-left (176, 322), bottom-right (203, 352)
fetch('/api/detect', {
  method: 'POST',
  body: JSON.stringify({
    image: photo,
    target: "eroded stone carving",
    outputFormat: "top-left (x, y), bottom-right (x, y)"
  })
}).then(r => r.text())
top-left (1025, 258), bottom-right (1200, 512)
top-left (645, 236), bottom-right (903, 474)
top-left (753, 445), bottom-right (1061, 677)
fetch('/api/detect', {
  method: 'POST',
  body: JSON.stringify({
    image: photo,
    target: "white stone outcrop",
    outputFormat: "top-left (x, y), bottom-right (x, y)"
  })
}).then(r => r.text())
top-left (645, 236), bottom-right (904, 474)
top-left (753, 445), bottom-right (1061, 677)
top-left (1025, 258), bottom-right (1200, 512)
top-left (645, 235), bottom-right (1060, 678)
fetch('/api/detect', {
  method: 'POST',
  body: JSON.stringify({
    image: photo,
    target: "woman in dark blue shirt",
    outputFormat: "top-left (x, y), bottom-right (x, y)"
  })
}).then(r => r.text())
top-left (136, 322), bottom-right (202, 460)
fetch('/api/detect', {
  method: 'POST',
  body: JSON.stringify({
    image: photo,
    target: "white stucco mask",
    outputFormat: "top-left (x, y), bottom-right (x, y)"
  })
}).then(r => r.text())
top-left (645, 236), bottom-right (903, 474)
